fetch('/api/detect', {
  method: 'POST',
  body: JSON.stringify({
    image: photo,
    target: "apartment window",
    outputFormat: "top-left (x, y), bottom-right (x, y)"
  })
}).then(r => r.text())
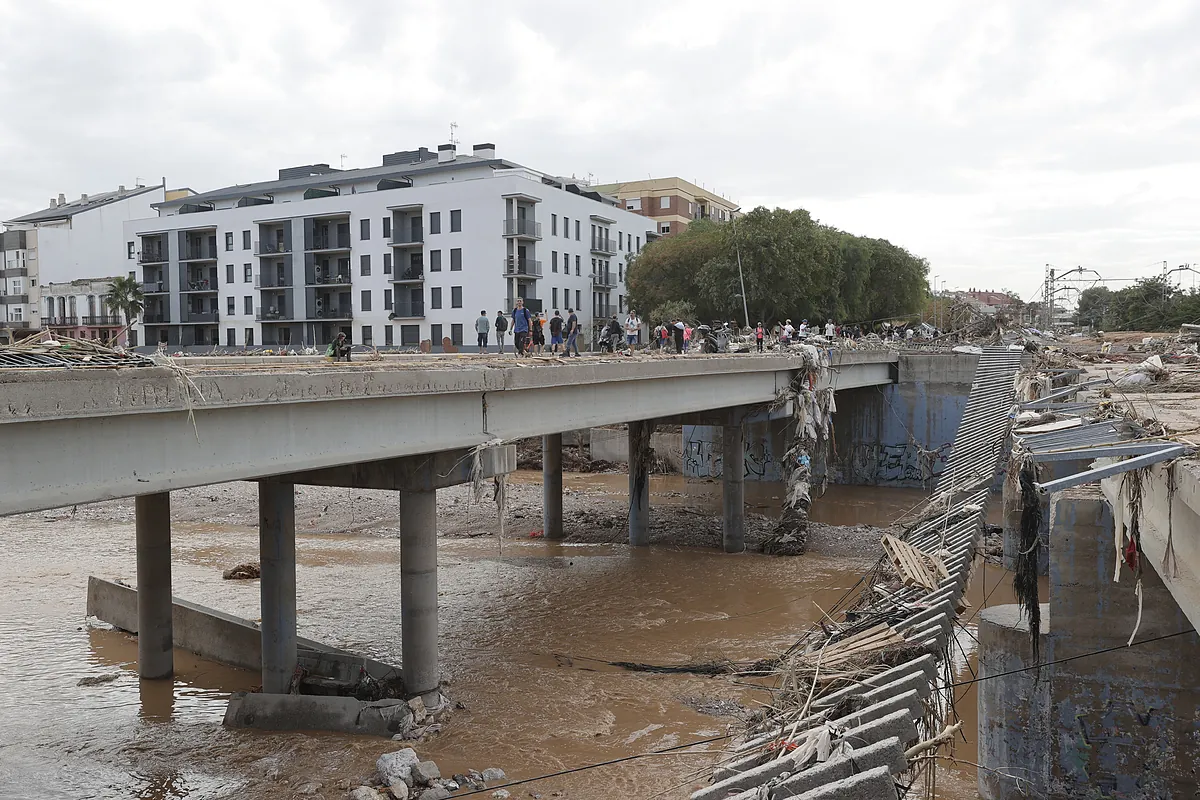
top-left (244, 263), bottom-right (252, 282)
top-left (362, 325), bottom-right (373, 345)
top-left (431, 287), bottom-right (442, 309)
top-left (385, 325), bottom-right (394, 346)
top-left (660, 222), bottom-right (671, 234)
top-left (659, 196), bottom-right (670, 209)
top-left (552, 214), bottom-right (558, 236)
top-left (591, 224), bottom-right (596, 243)
top-left (127, 242), bottom-right (134, 259)
top-left (225, 232), bottom-right (234, 251)
top-left (361, 290), bottom-right (372, 312)
top-left (618, 231), bottom-right (623, 249)
top-left (552, 288), bottom-right (558, 308)
top-left (383, 252), bottom-right (392, 274)
top-left (360, 219), bottom-right (371, 240)
top-left (627, 198), bottom-right (642, 211)
top-left (243, 230), bottom-right (251, 249)
top-left (591, 257), bottom-right (597, 273)
top-left (401, 324), bottom-right (419, 346)
top-left (451, 323), bottom-right (463, 346)
top-left (575, 255), bottom-right (581, 276)
top-left (450, 209), bottom-right (461, 232)
top-left (226, 264), bottom-right (235, 283)
top-left (637, 236), bottom-right (641, 251)
top-left (360, 254), bottom-right (371, 276)
top-left (451, 286), bottom-right (462, 308)
top-left (575, 290), bottom-right (581, 310)
top-left (382, 217), bottom-right (392, 238)
top-left (575, 220), bottom-right (580, 240)
top-left (563, 217), bottom-right (568, 238)
top-left (552, 252), bottom-right (558, 273)
top-left (450, 248), bottom-right (462, 271)
top-left (243, 296), bottom-right (252, 316)
top-left (618, 263), bottom-right (623, 282)
top-left (429, 250), bottom-right (442, 272)
top-left (384, 289), bottom-right (393, 310)
top-left (226, 297), bottom-right (235, 315)
top-left (227, 328), bottom-right (235, 346)
top-left (246, 328), bottom-right (254, 346)
top-left (429, 211), bottom-right (441, 234)
top-left (431, 323), bottom-right (443, 346)
top-left (619, 294), bottom-right (624, 313)
top-left (688, 201), bottom-right (694, 215)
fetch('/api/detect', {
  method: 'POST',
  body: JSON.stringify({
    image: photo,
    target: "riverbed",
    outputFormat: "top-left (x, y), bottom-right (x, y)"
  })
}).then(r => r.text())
top-left (0, 475), bottom-right (1016, 799)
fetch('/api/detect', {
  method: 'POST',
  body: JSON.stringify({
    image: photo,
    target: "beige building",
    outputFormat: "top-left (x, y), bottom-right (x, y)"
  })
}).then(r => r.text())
top-left (591, 177), bottom-right (739, 238)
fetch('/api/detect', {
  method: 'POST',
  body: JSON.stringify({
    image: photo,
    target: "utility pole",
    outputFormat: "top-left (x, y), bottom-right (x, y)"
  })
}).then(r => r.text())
top-left (1043, 265), bottom-right (1055, 330)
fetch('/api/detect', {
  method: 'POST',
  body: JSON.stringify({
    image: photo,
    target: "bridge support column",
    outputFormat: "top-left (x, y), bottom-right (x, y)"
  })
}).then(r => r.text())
top-left (259, 480), bottom-right (297, 694)
top-left (543, 433), bottom-right (564, 540)
top-left (400, 488), bottom-right (439, 700)
top-left (628, 421), bottom-right (650, 547)
top-left (136, 492), bottom-right (173, 679)
top-left (722, 422), bottom-right (746, 553)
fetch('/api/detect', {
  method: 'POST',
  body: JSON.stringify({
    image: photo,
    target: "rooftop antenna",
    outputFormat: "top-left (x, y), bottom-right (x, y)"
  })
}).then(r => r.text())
top-left (449, 121), bottom-right (460, 148)
top-left (339, 154), bottom-right (348, 168)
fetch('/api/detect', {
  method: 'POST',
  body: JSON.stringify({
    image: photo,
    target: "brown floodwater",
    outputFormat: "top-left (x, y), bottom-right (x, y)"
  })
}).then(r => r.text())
top-left (0, 475), bottom-right (1014, 800)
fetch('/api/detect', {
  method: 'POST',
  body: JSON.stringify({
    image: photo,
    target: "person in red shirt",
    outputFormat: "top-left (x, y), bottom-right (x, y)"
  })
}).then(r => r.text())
top-left (755, 322), bottom-right (765, 352)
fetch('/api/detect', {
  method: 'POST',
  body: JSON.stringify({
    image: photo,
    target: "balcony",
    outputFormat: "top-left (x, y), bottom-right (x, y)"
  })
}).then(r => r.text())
top-left (390, 232), bottom-right (424, 249)
top-left (591, 273), bottom-right (617, 289)
top-left (138, 250), bottom-right (167, 265)
top-left (0, 267), bottom-right (28, 278)
top-left (503, 258), bottom-right (542, 278)
top-left (389, 303), bottom-right (425, 319)
top-left (310, 271), bottom-right (352, 287)
top-left (590, 239), bottom-right (616, 255)
top-left (310, 306), bottom-right (353, 321)
top-left (3, 320), bottom-right (32, 329)
top-left (181, 278), bottom-right (217, 294)
top-left (254, 241), bottom-right (291, 256)
top-left (505, 297), bottom-right (543, 313)
top-left (180, 311), bottom-right (220, 324)
top-left (306, 237), bottom-right (351, 253)
top-left (0, 294), bottom-right (29, 304)
top-left (142, 280), bottom-right (169, 294)
top-left (143, 313), bottom-right (171, 324)
top-left (82, 315), bottom-right (122, 326)
top-left (255, 274), bottom-right (292, 289)
top-left (47, 316), bottom-right (79, 327)
top-left (180, 247), bottom-right (217, 262)
top-left (256, 307), bottom-right (294, 322)
top-left (391, 266), bottom-right (424, 283)
top-left (503, 218), bottom-right (542, 239)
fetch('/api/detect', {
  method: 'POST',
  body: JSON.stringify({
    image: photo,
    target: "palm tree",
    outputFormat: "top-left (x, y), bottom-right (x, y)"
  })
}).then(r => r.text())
top-left (105, 275), bottom-right (144, 345)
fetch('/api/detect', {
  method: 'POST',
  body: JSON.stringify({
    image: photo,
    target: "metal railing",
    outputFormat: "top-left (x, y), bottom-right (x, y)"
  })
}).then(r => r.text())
top-left (254, 241), bottom-right (291, 256)
top-left (141, 280), bottom-right (168, 294)
top-left (311, 271), bottom-right (352, 285)
top-left (143, 313), bottom-right (171, 324)
top-left (310, 307), bottom-right (353, 320)
top-left (180, 247), bottom-right (217, 261)
top-left (255, 274), bottom-right (292, 289)
top-left (47, 316), bottom-right (79, 326)
top-left (591, 273), bottom-right (617, 289)
top-left (504, 218), bottom-right (542, 238)
top-left (307, 237), bottom-right (351, 251)
top-left (0, 267), bottom-right (29, 278)
top-left (391, 267), bottom-right (424, 282)
top-left (390, 232), bottom-right (424, 247)
top-left (3, 320), bottom-right (32, 329)
top-left (255, 308), bottom-right (293, 321)
top-left (180, 311), bottom-right (220, 323)
top-left (590, 239), bottom-right (616, 254)
top-left (181, 278), bottom-right (216, 292)
top-left (138, 250), bottom-right (167, 264)
top-left (0, 294), bottom-right (29, 304)
top-left (82, 315), bottom-right (122, 326)
top-left (503, 258), bottom-right (542, 277)
top-left (390, 303), bottom-right (425, 319)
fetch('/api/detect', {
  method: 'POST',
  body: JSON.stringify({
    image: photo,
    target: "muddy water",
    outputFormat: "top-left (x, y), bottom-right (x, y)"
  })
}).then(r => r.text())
top-left (0, 476), bottom-right (995, 800)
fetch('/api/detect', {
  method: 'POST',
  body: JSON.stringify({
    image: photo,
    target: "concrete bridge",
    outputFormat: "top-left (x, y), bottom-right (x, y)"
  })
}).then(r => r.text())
top-left (0, 351), bottom-right (900, 707)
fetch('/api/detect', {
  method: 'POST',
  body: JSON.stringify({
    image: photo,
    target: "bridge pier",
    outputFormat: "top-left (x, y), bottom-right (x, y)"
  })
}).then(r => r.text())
top-left (543, 433), bottom-right (563, 540)
top-left (400, 488), bottom-right (439, 701)
top-left (259, 481), bottom-right (297, 694)
top-left (135, 492), bottom-right (173, 679)
top-left (722, 421), bottom-right (746, 553)
top-left (628, 421), bottom-right (651, 546)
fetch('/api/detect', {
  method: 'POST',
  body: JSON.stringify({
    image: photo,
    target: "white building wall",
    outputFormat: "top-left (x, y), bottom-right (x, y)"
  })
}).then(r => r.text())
top-left (124, 167), bottom-right (650, 350)
top-left (37, 189), bottom-right (165, 283)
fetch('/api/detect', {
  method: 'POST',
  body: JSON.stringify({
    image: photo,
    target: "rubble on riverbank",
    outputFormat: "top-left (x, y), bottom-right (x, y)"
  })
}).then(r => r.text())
top-left (346, 747), bottom-right (508, 799)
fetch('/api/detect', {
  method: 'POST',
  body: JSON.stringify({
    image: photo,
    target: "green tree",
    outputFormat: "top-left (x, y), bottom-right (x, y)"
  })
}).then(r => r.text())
top-left (1074, 286), bottom-right (1111, 328)
top-left (104, 275), bottom-right (144, 338)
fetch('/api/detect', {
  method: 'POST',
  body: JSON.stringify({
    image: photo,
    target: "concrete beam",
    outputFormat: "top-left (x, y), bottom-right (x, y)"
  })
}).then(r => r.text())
top-left (272, 445), bottom-right (517, 491)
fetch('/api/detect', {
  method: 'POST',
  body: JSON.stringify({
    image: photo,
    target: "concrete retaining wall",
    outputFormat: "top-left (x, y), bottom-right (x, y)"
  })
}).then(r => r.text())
top-left (589, 427), bottom-right (683, 471)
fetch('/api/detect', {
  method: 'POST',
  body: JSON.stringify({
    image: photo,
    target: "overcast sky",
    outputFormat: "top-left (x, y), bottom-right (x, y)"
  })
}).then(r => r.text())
top-left (2, 0), bottom-right (1197, 300)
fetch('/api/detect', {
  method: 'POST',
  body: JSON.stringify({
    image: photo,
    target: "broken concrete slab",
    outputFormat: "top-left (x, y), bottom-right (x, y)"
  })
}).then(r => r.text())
top-left (224, 692), bottom-right (412, 737)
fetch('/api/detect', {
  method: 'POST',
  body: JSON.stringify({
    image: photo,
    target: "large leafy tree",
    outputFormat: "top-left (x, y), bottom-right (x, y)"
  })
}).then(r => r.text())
top-left (1074, 286), bottom-right (1111, 328)
top-left (105, 275), bottom-right (144, 334)
top-left (625, 206), bottom-right (928, 327)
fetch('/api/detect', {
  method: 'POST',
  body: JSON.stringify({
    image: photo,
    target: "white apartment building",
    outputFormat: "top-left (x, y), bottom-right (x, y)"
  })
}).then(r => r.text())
top-left (1, 184), bottom-right (167, 344)
top-left (123, 144), bottom-right (655, 351)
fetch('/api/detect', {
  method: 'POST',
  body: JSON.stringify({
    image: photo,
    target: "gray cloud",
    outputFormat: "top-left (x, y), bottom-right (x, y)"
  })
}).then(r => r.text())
top-left (1, 0), bottom-right (1198, 295)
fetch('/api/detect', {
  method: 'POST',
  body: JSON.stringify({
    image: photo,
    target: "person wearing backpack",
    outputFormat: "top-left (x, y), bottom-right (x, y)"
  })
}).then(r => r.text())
top-left (549, 310), bottom-right (564, 354)
top-left (475, 310), bottom-right (490, 353)
top-left (494, 311), bottom-right (508, 354)
top-left (510, 297), bottom-right (533, 356)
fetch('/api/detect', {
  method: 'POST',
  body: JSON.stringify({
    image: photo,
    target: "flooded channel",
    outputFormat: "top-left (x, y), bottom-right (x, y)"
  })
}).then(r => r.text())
top-left (0, 474), bottom-right (1015, 799)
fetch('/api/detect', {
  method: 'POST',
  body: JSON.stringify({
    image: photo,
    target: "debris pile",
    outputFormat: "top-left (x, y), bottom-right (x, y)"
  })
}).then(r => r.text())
top-left (350, 748), bottom-right (508, 799)
top-left (0, 331), bottom-right (154, 369)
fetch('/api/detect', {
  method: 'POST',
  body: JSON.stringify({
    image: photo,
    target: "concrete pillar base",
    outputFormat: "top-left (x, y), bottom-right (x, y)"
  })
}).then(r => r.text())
top-left (400, 489), bottom-right (439, 697)
top-left (135, 492), bottom-right (173, 680)
top-left (543, 433), bottom-right (563, 540)
top-left (259, 481), bottom-right (297, 694)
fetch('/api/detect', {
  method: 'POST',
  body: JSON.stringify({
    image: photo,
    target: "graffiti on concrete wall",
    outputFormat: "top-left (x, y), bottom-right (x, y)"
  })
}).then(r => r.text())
top-left (682, 438), bottom-right (779, 481)
top-left (842, 442), bottom-right (953, 485)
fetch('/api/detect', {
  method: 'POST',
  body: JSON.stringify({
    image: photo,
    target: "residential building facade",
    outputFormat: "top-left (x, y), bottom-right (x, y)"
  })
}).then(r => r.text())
top-left (43, 278), bottom-right (128, 344)
top-left (124, 144), bottom-right (654, 351)
top-left (1, 184), bottom-right (167, 344)
top-left (591, 177), bottom-right (739, 238)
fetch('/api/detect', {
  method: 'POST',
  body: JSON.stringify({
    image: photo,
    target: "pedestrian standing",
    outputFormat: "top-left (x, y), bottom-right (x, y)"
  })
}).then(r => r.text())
top-left (565, 307), bottom-right (581, 357)
top-left (755, 321), bottom-right (765, 352)
top-left (672, 319), bottom-right (685, 354)
top-left (494, 311), bottom-right (508, 354)
top-left (625, 312), bottom-right (640, 347)
top-left (511, 298), bottom-right (533, 356)
top-left (824, 318), bottom-right (835, 338)
top-left (475, 310), bottom-right (490, 353)
top-left (683, 323), bottom-right (692, 352)
top-left (532, 312), bottom-right (545, 354)
top-left (549, 310), bottom-right (564, 354)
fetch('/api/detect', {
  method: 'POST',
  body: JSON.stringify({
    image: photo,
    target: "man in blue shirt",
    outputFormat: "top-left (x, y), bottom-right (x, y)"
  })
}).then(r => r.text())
top-left (511, 297), bottom-right (533, 357)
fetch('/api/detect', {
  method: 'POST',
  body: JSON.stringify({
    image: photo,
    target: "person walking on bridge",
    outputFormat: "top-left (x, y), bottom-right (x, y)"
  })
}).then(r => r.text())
top-left (511, 298), bottom-right (533, 356)
top-left (565, 308), bottom-right (581, 356)
top-left (494, 311), bottom-right (508, 354)
top-left (475, 310), bottom-right (490, 354)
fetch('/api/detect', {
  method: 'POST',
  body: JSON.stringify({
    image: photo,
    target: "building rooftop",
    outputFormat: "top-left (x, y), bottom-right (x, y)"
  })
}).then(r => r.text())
top-left (6, 184), bottom-right (163, 225)
top-left (591, 177), bottom-right (739, 208)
